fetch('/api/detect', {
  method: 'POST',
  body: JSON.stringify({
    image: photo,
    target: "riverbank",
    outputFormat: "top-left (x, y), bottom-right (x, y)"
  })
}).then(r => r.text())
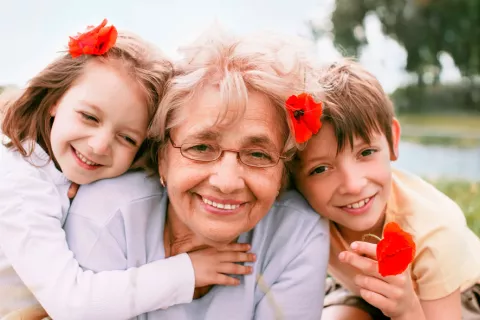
top-left (399, 114), bottom-right (480, 147)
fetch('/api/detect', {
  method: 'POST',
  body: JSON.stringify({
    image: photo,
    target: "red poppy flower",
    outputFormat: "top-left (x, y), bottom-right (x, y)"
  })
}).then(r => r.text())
top-left (377, 222), bottom-right (416, 277)
top-left (286, 93), bottom-right (323, 143)
top-left (68, 19), bottom-right (118, 58)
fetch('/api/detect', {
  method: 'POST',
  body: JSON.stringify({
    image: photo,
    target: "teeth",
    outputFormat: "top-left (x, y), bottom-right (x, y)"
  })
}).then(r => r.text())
top-left (202, 197), bottom-right (241, 210)
top-left (346, 197), bottom-right (369, 209)
top-left (75, 150), bottom-right (99, 166)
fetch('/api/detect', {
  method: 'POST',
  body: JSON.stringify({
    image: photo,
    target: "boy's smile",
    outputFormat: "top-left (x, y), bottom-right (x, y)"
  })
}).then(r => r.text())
top-left (294, 120), bottom-right (400, 241)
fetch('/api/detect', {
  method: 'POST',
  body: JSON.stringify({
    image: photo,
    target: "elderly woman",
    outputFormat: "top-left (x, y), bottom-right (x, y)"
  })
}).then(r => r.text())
top-left (64, 28), bottom-right (329, 319)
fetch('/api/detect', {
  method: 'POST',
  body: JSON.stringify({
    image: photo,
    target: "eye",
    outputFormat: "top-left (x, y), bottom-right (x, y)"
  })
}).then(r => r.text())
top-left (189, 144), bottom-right (212, 152)
top-left (240, 149), bottom-right (276, 167)
top-left (309, 166), bottom-right (329, 176)
top-left (79, 112), bottom-right (98, 122)
top-left (249, 150), bottom-right (272, 160)
top-left (121, 135), bottom-right (137, 146)
top-left (182, 143), bottom-right (218, 160)
top-left (360, 148), bottom-right (377, 157)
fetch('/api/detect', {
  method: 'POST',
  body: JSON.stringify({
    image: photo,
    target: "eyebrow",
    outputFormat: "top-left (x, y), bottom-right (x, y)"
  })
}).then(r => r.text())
top-left (353, 139), bottom-right (372, 150)
top-left (303, 155), bottom-right (329, 167)
top-left (80, 100), bottom-right (103, 115)
top-left (187, 130), bottom-right (220, 141)
top-left (242, 135), bottom-right (278, 150)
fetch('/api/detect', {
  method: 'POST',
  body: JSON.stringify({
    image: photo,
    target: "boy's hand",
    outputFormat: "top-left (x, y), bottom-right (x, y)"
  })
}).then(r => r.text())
top-left (339, 241), bottom-right (423, 319)
top-left (188, 243), bottom-right (256, 288)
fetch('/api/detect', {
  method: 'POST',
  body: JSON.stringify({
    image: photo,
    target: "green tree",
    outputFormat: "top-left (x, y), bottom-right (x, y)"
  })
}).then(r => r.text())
top-left (313, 0), bottom-right (479, 85)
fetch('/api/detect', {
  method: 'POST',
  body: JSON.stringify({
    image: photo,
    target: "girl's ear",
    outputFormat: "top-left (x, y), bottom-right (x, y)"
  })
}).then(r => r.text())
top-left (390, 118), bottom-right (401, 161)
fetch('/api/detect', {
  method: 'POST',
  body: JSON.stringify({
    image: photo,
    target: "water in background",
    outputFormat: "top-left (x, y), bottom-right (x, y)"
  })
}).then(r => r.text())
top-left (394, 140), bottom-right (480, 181)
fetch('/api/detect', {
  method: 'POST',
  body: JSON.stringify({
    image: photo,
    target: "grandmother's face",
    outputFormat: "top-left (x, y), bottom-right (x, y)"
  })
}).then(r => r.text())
top-left (160, 86), bottom-right (285, 247)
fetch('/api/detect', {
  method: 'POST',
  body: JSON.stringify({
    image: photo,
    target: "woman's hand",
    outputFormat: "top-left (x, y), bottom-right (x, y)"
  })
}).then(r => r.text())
top-left (339, 241), bottom-right (425, 320)
top-left (189, 243), bottom-right (256, 287)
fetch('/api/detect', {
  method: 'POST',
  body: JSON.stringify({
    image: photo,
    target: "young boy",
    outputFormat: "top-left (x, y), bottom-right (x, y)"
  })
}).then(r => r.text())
top-left (293, 59), bottom-right (480, 320)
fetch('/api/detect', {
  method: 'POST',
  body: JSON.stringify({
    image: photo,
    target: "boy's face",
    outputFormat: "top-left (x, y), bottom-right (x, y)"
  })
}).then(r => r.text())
top-left (294, 120), bottom-right (400, 235)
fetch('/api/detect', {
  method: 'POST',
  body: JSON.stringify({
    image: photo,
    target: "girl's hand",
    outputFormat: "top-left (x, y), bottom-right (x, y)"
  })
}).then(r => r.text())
top-left (2, 304), bottom-right (50, 320)
top-left (339, 241), bottom-right (424, 320)
top-left (67, 182), bottom-right (79, 199)
top-left (188, 243), bottom-right (256, 288)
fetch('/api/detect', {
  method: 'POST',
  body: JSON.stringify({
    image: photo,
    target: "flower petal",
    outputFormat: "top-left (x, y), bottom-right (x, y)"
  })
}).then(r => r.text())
top-left (376, 222), bottom-right (416, 276)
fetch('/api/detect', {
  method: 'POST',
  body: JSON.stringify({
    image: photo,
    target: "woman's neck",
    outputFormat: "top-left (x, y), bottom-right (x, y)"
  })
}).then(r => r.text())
top-left (164, 203), bottom-right (209, 258)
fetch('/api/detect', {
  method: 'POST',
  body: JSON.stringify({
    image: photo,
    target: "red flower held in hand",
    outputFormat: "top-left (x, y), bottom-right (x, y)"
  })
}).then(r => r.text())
top-left (286, 93), bottom-right (323, 143)
top-left (376, 222), bottom-right (416, 277)
top-left (68, 19), bottom-right (118, 58)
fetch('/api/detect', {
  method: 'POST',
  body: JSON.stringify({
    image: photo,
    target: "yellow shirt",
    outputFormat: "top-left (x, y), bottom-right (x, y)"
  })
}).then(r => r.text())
top-left (328, 168), bottom-right (480, 300)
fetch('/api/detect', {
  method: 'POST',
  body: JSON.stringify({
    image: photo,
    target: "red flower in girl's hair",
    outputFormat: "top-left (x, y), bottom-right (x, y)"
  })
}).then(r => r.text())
top-left (377, 222), bottom-right (416, 277)
top-left (68, 19), bottom-right (118, 58)
top-left (286, 93), bottom-right (323, 143)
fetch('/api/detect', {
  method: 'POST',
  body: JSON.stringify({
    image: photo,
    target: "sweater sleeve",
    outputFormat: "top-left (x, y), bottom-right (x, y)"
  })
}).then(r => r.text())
top-left (0, 159), bottom-right (194, 320)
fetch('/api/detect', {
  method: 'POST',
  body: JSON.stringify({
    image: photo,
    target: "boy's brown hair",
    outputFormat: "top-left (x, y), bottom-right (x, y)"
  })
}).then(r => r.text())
top-left (318, 58), bottom-right (395, 153)
top-left (1, 32), bottom-right (173, 168)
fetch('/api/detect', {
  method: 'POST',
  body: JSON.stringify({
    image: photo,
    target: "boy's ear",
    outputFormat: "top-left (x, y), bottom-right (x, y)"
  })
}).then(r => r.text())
top-left (390, 118), bottom-right (401, 161)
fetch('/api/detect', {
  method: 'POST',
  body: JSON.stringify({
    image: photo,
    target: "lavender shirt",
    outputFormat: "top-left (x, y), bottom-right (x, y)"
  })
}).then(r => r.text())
top-left (65, 171), bottom-right (329, 319)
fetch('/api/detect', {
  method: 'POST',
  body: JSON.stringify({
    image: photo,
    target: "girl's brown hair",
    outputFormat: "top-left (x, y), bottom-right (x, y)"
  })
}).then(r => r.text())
top-left (1, 31), bottom-right (173, 166)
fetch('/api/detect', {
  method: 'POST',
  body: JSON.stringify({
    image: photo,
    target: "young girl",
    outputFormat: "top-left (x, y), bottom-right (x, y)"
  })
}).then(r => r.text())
top-left (0, 19), bottom-right (254, 320)
top-left (293, 59), bottom-right (480, 320)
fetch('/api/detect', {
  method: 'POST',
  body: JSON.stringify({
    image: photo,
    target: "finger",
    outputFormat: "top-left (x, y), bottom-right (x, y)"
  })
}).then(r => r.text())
top-left (351, 241), bottom-right (378, 260)
top-left (212, 273), bottom-right (240, 286)
top-left (219, 251), bottom-right (256, 263)
top-left (218, 243), bottom-right (251, 252)
top-left (339, 251), bottom-right (380, 277)
top-left (217, 262), bottom-right (253, 275)
top-left (67, 183), bottom-right (80, 199)
top-left (355, 274), bottom-right (402, 300)
top-left (359, 288), bottom-right (396, 317)
top-left (2, 304), bottom-right (49, 320)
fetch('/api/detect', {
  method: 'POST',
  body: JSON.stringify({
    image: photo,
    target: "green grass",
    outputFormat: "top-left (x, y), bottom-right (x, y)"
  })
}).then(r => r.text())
top-left (400, 115), bottom-right (480, 235)
top-left (428, 179), bottom-right (480, 236)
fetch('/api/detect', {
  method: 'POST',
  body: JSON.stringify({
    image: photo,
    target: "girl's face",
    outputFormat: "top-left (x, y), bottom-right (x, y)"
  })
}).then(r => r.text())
top-left (49, 60), bottom-right (149, 184)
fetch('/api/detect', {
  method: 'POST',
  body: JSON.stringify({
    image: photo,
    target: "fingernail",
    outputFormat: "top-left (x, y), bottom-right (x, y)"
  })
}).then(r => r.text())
top-left (252, 254), bottom-right (257, 261)
top-left (339, 252), bottom-right (346, 261)
top-left (351, 242), bottom-right (358, 250)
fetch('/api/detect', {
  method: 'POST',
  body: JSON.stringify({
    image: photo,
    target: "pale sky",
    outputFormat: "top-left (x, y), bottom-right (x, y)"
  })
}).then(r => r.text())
top-left (0, 0), bottom-right (461, 93)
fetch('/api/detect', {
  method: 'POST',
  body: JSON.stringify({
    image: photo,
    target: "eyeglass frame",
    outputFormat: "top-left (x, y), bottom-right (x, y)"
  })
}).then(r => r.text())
top-left (168, 136), bottom-right (287, 168)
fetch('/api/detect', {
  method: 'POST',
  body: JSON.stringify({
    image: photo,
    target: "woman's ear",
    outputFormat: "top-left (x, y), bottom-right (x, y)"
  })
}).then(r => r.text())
top-left (390, 118), bottom-right (401, 161)
top-left (49, 103), bottom-right (59, 117)
top-left (157, 146), bottom-right (168, 180)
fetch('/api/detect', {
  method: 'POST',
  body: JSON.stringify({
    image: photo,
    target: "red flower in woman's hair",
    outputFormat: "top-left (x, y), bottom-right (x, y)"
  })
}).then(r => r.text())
top-left (68, 19), bottom-right (118, 58)
top-left (286, 93), bottom-right (323, 143)
top-left (377, 222), bottom-right (416, 277)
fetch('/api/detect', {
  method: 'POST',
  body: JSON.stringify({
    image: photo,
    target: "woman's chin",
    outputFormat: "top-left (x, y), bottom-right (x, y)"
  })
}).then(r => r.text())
top-left (198, 231), bottom-right (239, 248)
